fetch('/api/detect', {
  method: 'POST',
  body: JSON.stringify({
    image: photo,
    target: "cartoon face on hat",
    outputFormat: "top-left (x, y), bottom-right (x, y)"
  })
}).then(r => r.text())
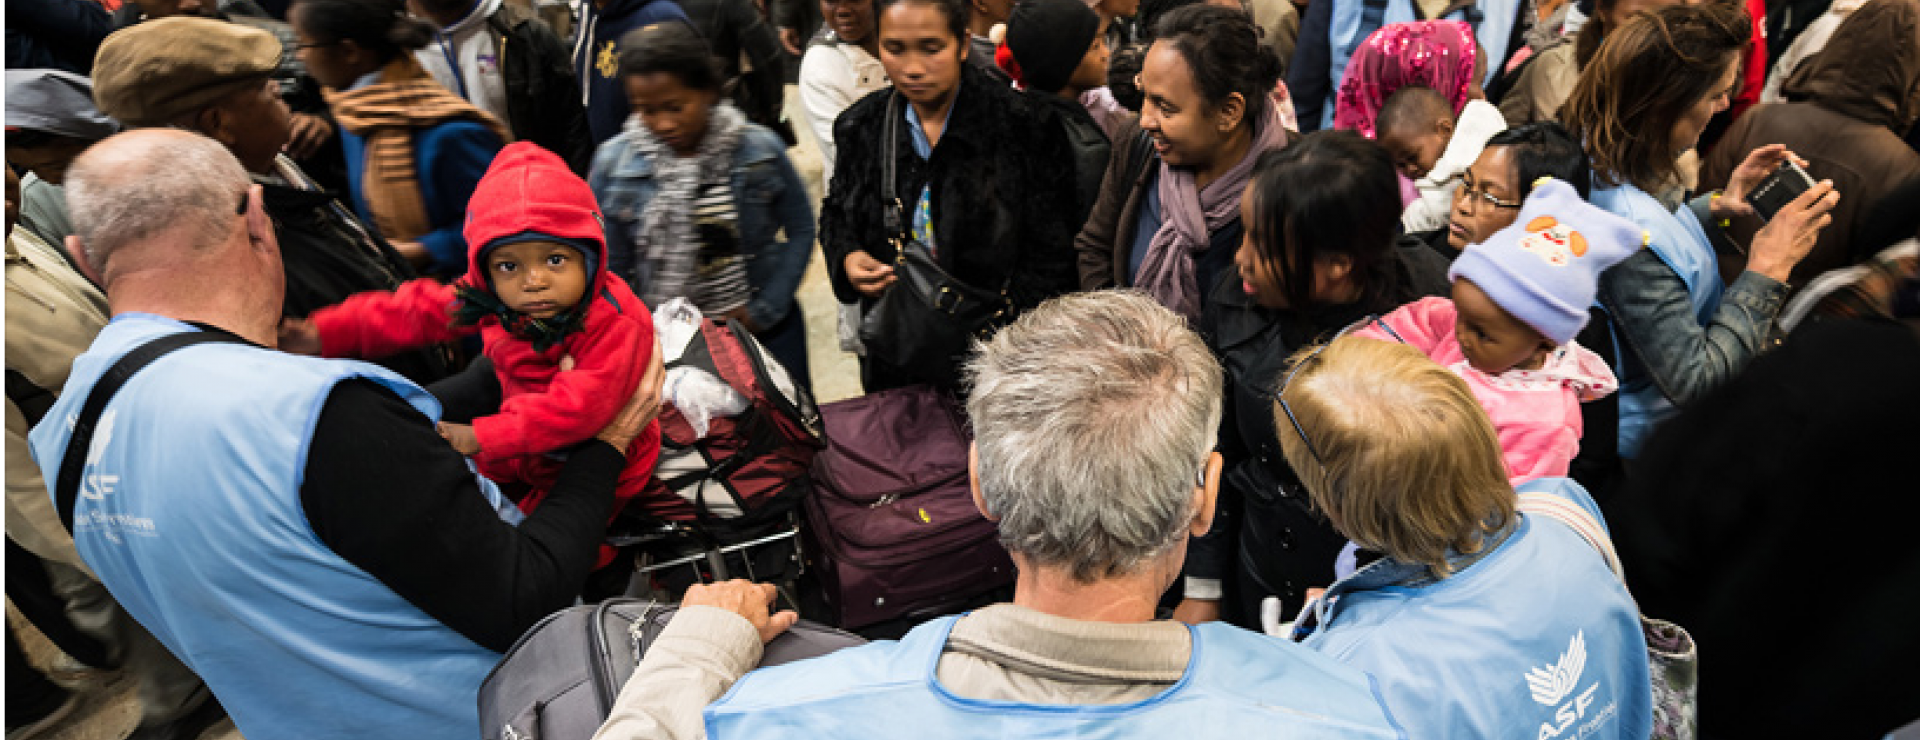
top-left (1516, 216), bottom-right (1589, 267)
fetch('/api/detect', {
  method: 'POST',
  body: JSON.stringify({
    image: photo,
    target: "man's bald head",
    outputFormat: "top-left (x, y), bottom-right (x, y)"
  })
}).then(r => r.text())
top-left (66, 129), bottom-right (250, 276)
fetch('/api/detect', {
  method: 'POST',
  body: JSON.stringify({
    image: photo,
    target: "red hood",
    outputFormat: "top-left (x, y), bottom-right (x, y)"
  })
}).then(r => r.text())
top-left (461, 142), bottom-right (609, 291)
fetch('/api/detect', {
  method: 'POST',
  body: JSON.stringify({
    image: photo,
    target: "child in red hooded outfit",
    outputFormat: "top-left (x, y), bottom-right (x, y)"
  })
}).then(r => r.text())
top-left (282, 142), bottom-right (660, 567)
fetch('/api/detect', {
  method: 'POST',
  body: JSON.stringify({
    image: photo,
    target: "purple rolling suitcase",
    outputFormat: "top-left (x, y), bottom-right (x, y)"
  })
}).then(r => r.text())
top-left (804, 385), bottom-right (1015, 630)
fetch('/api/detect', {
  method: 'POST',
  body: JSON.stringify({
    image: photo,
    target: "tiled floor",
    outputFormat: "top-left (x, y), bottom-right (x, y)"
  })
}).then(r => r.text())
top-left (4, 84), bottom-right (857, 740)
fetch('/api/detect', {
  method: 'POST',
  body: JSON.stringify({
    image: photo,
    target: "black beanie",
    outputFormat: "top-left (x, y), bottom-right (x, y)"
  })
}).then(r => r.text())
top-left (1006, 0), bottom-right (1101, 94)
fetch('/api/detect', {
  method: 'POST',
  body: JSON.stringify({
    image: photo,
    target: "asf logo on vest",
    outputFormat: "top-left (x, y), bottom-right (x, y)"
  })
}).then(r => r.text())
top-left (66, 409), bottom-right (156, 544)
top-left (1527, 630), bottom-right (1617, 740)
top-left (76, 409), bottom-right (119, 503)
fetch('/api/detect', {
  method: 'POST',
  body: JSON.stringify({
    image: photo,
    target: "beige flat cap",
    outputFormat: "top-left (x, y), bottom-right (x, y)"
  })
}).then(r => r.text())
top-left (92, 17), bottom-right (282, 127)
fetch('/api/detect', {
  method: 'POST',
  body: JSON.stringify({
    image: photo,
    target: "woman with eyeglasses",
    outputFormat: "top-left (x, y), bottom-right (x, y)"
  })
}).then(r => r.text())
top-left (1172, 129), bottom-right (1449, 627)
top-left (1429, 121), bottom-right (1591, 262)
top-left (1559, 3), bottom-right (1839, 467)
top-left (1277, 335), bottom-right (1652, 739)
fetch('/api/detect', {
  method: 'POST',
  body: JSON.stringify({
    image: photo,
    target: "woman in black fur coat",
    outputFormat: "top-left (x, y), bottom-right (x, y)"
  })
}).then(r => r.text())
top-left (820, 0), bottom-right (1082, 393)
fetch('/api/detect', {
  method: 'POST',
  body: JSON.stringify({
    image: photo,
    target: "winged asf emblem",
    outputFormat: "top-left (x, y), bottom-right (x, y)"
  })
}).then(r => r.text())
top-left (1526, 630), bottom-right (1587, 706)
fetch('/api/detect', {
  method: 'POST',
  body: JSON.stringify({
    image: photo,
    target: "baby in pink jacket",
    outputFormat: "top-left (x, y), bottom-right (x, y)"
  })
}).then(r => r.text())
top-left (1356, 178), bottom-right (1643, 483)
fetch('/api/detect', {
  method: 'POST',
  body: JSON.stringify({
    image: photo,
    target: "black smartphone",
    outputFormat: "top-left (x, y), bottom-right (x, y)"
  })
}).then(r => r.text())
top-left (1747, 160), bottom-right (1816, 222)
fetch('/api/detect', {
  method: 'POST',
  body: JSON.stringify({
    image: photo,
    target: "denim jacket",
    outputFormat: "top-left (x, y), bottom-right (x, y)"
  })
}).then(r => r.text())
top-left (589, 123), bottom-right (816, 330)
top-left (1590, 181), bottom-right (1788, 457)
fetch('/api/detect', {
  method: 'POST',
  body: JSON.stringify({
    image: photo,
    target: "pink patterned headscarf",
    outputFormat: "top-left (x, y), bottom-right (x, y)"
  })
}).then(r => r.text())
top-left (1333, 20), bottom-right (1478, 139)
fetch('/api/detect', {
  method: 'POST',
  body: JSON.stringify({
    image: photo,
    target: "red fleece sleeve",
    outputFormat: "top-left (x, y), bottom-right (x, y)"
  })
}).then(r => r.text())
top-left (311, 279), bottom-right (471, 359)
top-left (470, 306), bottom-right (654, 461)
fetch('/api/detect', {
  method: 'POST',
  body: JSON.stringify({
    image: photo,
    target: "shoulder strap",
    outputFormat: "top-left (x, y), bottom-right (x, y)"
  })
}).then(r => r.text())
top-left (1515, 491), bottom-right (1624, 579)
top-left (56, 331), bottom-right (246, 532)
top-left (882, 92), bottom-right (905, 239)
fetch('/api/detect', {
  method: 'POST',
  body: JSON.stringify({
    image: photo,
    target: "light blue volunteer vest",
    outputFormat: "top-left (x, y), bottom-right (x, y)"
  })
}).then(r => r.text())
top-left (28, 313), bottom-right (511, 740)
top-left (1587, 182), bottom-right (1724, 458)
top-left (1299, 478), bottom-right (1653, 740)
top-left (705, 615), bottom-right (1409, 740)
top-left (1322, 0), bottom-right (1522, 130)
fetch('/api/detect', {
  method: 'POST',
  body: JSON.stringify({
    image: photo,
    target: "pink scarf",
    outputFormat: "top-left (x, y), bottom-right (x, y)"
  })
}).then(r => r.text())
top-left (1136, 103), bottom-right (1289, 322)
top-left (1334, 20), bottom-right (1478, 139)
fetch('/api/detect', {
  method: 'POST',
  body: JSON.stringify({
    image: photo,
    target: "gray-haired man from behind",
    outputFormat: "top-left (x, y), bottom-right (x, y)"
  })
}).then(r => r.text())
top-left (594, 290), bottom-right (1409, 740)
top-left (31, 128), bottom-right (663, 740)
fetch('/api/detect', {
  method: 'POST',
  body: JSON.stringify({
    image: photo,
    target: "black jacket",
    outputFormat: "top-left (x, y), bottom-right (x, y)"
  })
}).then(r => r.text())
top-left (6, 0), bottom-right (113, 74)
top-left (262, 176), bottom-right (454, 385)
top-left (488, 2), bottom-right (593, 174)
top-left (678, 0), bottom-right (790, 144)
top-left (1030, 91), bottom-right (1112, 230)
top-left (820, 64), bottom-right (1082, 388)
top-left (1186, 238), bottom-right (1450, 625)
top-left (1607, 318), bottom-right (1920, 739)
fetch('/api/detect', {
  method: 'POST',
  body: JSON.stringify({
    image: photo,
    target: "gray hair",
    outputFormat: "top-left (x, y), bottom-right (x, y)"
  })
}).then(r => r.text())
top-left (65, 129), bottom-right (249, 271)
top-left (964, 291), bottom-right (1223, 583)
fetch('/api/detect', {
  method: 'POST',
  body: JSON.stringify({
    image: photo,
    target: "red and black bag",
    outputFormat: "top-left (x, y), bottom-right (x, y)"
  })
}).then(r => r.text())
top-left (803, 385), bottom-right (1015, 630)
top-left (637, 318), bottom-right (825, 525)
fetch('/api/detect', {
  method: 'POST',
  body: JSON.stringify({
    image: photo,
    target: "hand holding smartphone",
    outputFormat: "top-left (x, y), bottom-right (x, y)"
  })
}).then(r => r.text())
top-left (1747, 160), bottom-right (1818, 222)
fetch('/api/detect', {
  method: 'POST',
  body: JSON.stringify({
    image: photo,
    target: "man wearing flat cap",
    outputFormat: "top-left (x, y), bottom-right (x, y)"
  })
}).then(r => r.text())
top-left (91, 17), bottom-right (453, 385)
top-left (109, 0), bottom-right (345, 184)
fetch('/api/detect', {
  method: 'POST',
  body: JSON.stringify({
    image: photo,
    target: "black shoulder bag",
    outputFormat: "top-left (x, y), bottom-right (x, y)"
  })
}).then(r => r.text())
top-left (856, 92), bottom-right (1012, 389)
top-left (55, 331), bottom-right (244, 532)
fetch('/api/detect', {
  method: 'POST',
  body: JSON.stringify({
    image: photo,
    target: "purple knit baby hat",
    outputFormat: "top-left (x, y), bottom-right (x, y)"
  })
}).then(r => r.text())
top-left (1447, 178), bottom-right (1646, 345)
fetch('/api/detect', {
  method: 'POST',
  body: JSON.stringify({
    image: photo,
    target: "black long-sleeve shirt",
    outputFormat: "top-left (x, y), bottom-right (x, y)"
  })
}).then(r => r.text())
top-left (301, 379), bottom-right (619, 652)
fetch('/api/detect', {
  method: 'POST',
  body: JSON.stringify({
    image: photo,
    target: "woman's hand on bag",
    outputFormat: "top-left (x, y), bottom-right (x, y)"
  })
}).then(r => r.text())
top-left (724, 306), bottom-right (761, 333)
top-left (845, 251), bottom-right (896, 298)
top-left (683, 579), bottom-right (799, 644)
top-left (1747, 179), bottom-right (1838, 284)
top-left (1714, 144), bottom-right (1805, 221)
top-left (595, 337), bottom-right (666, 452)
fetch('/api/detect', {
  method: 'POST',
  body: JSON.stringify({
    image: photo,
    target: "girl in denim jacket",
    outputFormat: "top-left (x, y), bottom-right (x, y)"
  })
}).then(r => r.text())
top-left (590, 21), bottom-right (818, 388)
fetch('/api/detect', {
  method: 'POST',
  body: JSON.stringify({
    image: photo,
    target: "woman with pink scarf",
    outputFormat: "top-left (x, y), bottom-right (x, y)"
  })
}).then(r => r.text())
top-left (1073, 4), bottom-right (1288, 323)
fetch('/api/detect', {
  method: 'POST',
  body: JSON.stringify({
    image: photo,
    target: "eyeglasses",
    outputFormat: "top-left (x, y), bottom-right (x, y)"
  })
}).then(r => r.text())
top-left (1269, 343), bottom-right (1327, 466)
top-left (1453, 171), bottom-right (1522, 211)
top-left (1262, 318), bottom-right (1393, 468)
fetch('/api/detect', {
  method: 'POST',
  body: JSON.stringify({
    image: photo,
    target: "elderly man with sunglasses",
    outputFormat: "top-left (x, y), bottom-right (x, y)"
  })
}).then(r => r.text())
top-left (593, 291), bottom-right (1407, 740)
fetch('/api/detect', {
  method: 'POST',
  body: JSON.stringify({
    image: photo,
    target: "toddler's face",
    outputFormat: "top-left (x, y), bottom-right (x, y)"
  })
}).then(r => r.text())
top-left (487, 240), bottom-right (589, 320)
top-left (1066, 23), bottom-right (1112, 94)
top-left (1377, 126), bottom-right (1449, 181)
top-left (1452, 277), bottom-right (1555, 374)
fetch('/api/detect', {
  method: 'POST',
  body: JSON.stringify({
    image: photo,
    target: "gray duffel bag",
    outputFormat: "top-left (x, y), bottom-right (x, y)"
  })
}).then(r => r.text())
top-left (478, 597), bottom-right (865, 740)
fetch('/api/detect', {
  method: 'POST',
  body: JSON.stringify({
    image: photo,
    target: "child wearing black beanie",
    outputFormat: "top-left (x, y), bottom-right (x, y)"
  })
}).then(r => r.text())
top-left (1006, 0), bottom-right (1107, 97)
